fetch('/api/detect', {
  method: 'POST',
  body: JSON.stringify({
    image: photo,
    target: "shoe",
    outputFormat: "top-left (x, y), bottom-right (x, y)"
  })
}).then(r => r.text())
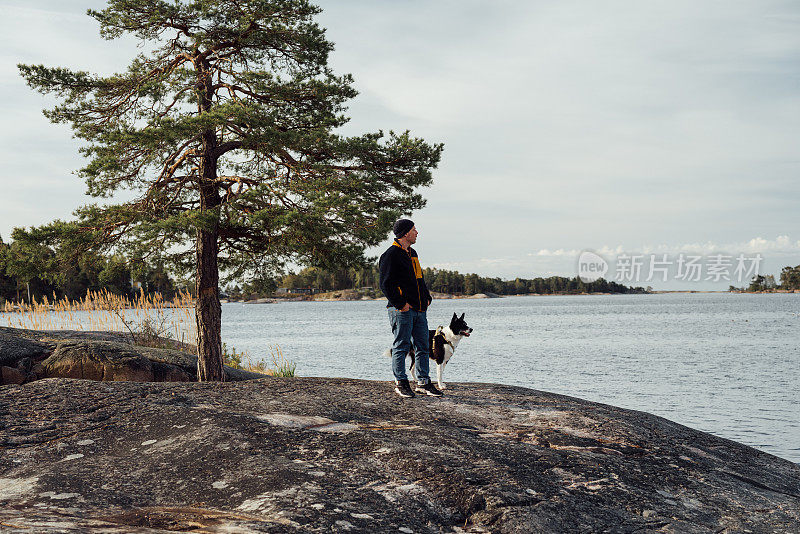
top-left (415, 382), bottom-right (443, 397)
top-left (394, 379), bottom-right (416, 398)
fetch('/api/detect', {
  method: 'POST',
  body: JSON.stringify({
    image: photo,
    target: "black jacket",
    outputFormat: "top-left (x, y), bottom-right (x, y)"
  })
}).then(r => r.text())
top-left (379, 240), bottom-right (432, 312)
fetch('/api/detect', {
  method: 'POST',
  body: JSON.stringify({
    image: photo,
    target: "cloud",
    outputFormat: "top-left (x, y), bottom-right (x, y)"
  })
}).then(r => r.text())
top-left (3, 0), bottom-right (799, 284)
top-left (741, 235), bottom-right (800, 253)
top-left (639, 236), bottom-right (800, 256)
top-left (430, 256), bottom-right (531, 273)
top-left (530, 236), bottom-right (800, 259)
top-left (423, 235), bottom-right (800, 289)
top-left (531, 248), bottom-right (581, 257)
top-left (323, 0), bottom-right (800, 257)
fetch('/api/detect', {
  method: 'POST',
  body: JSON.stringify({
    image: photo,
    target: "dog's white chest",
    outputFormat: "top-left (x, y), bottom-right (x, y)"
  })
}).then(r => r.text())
top-left (440, 329), bottom-right (462, 364)
top-left (442, 344), bottom-right (454, 364)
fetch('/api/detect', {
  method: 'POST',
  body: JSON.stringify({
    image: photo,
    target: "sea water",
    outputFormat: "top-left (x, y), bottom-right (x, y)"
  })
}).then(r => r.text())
top-left (221, 292), bottom-right (800, 463)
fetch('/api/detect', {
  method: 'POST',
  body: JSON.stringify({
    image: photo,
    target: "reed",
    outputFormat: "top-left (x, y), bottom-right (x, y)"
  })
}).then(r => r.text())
top-left (223, 343), bottom-right (296, 377)
top-left (266, 344), bottom-right (297, 377)
top-left (0, 288), bottom-right (196, 346)
top-left (2, 290), bottom-right (294, 376)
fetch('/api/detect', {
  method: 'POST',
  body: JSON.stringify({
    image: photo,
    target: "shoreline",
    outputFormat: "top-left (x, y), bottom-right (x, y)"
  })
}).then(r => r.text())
top-left (5, 289), bottom-right (797, 312)
top-left (222, 289), bottom-right (800, 304)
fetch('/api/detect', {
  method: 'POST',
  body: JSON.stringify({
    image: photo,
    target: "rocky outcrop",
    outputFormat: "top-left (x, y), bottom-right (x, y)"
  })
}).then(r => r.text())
top-left (0, 328), bottom-right (52, 367)
top-left (1, 377), bottom-right (798, 532)
top-left (0, 326), bottom-right (262, 384)
top-left (38, 340), bottom-right (157, 381)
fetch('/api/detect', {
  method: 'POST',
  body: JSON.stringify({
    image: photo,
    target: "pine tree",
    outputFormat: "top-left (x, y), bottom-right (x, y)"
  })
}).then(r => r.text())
top-left (780, 265), bottom-right (800, 290)
top-left (19, 0), bottom-right (442, 380)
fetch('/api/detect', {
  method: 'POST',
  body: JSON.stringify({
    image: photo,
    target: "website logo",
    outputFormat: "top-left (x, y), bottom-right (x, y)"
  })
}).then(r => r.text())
top-left (577, 250), bottom-right (609, 283)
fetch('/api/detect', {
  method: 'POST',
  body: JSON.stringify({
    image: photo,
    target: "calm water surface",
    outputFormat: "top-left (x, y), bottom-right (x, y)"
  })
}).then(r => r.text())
top-left (221, 293), bottom-right (800, 463)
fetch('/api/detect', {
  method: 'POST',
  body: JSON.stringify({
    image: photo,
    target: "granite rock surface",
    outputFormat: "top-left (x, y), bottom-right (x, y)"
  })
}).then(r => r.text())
top-left (1, 377), bottom-right (799, 533)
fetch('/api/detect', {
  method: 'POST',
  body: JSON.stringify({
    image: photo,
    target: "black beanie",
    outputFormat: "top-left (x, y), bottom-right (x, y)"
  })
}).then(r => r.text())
top-left (393, 218), bottom-right (414, 238)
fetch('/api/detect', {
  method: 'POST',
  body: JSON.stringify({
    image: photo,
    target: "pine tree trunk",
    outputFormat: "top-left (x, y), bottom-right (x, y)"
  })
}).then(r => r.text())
top-left (195, 158), bottom-right (224, 380)
top-left (195, 221), bottom-right (224, 381)
top-left (194, 58), bottom-right (225, 382)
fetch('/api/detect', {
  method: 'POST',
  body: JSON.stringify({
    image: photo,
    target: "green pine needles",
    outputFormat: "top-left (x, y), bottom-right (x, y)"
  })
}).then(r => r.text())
top-left (19, 0), bottom-right (443, 380)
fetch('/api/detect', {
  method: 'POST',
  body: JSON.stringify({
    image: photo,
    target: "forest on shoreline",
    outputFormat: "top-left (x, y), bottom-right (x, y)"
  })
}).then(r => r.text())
top-left (733, 267), bottom-right (800, 292)
top-left (0, 233), bottom-right (646, 305)
top-left (268, 265), bottom-right (646, 298)
top-left (3, 233), bottom-right (797, 305)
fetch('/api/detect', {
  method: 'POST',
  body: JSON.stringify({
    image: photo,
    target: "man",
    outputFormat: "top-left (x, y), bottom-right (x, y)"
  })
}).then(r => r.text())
top-left (379, 219), bottom-right (443, 398)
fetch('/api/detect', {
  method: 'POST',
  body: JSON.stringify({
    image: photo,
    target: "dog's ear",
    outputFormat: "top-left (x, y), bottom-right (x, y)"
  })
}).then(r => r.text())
top-left (452, 312), bottom-right (457, 321)
top-left (459, 313), bottom-right (465, 320)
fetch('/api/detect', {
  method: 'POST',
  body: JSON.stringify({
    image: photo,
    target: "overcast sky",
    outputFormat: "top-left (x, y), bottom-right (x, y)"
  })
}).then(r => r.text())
top-left (1, 1), bottom-right (799, 289)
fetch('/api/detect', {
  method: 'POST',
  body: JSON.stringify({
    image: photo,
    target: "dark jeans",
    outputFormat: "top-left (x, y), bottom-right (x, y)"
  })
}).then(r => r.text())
top-left (388, 308), bottom-right (430, 385)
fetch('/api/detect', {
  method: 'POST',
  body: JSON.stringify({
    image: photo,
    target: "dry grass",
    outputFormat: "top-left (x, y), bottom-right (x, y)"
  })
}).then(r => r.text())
top-left (264, 344), bottom-right (297, 377)
top-left (2, 289), bottom-right (295, 376)
top-left (1, 288), bottom-right (196, 346)
top-left (223, 343), bottom-right (296, 377)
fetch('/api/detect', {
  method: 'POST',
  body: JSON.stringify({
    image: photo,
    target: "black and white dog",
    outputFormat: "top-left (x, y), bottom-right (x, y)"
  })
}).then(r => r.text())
top-left (385, 313), bottom-right (473, 390)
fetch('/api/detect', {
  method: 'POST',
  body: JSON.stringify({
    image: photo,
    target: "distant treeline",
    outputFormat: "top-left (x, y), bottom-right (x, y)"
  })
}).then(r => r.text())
top-left (1, 226), bottom-right (646, 304)
top-left (735, 265), bottom-right (800, 292)
top-left (10, 226), bottom-right (795, 304)
top-left (0, 233), bottom-right (181, 305)
top-left (267, 265), bottom-right (646, 296)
